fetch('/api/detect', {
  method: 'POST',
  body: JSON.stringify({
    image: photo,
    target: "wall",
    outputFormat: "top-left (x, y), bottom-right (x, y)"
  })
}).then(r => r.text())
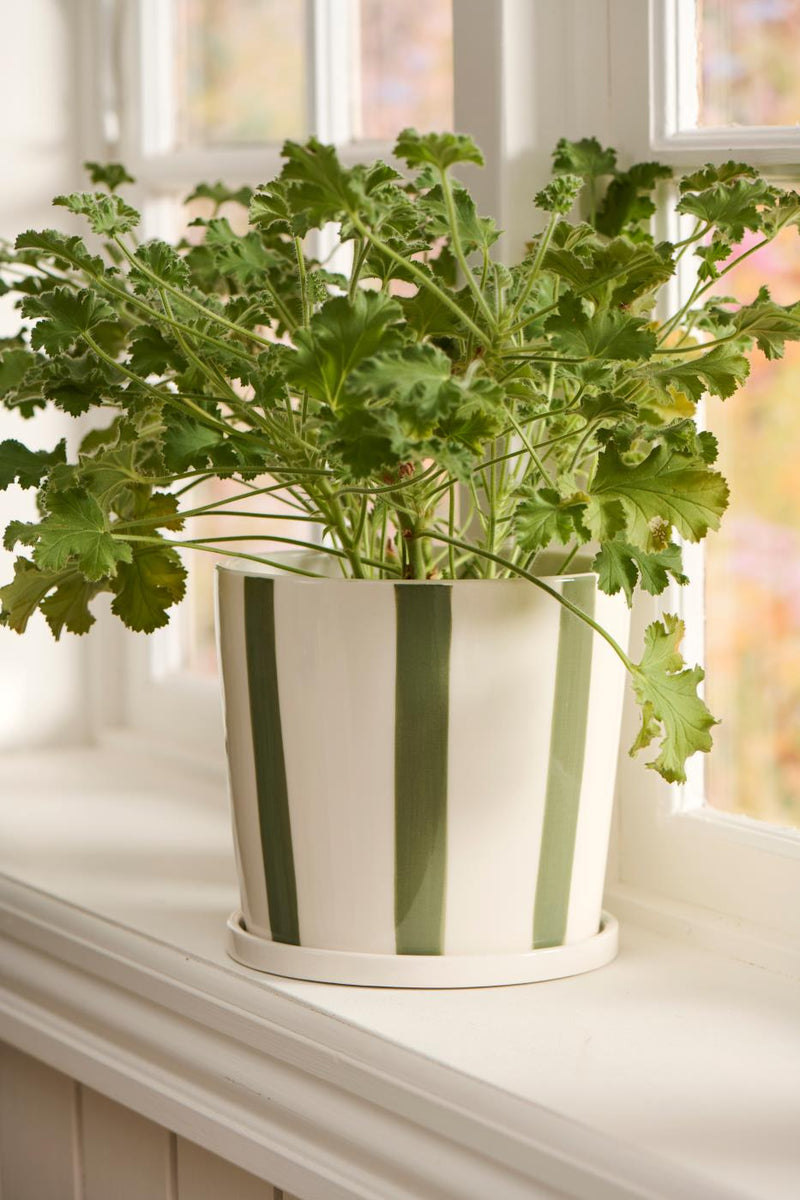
top-left (0, 0), bottom-right (92, 750)
top-left (0, 1043), bottom-right (301, 1200)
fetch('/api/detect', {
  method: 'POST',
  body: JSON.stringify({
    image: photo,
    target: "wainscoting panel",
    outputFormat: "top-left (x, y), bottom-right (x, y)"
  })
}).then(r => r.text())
top-left (0, 1045), bottom-right (298, 1200)
top-left (176, 1139), bottom-right (276, 1200)
top-left (0, 1043), bottom-right (78, 1200)
top-left (81, 1087), bottom-right (174, 1200)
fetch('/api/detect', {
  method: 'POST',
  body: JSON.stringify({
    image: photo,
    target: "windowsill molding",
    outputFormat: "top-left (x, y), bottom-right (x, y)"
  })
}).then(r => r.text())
top-left (1, 746), bottom-right (799, 1200)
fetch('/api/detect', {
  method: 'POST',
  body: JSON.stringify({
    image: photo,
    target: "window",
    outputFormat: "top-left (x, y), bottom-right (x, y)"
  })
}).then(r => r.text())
top-left (7, 0), bottom-right (796, 958)
top-left (609, 0), bottom-right (800, 951)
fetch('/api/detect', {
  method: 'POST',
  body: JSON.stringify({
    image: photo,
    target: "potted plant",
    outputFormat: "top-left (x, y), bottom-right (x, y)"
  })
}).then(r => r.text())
top-left (2, 133), bottom-right (797, 986)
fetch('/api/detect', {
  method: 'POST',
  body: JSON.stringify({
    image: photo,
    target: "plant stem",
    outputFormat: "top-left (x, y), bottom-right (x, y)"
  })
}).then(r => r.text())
top-left (438, 166), bottom-right (496, 327)
top-left (421, 530), bottom-right (633, 669)
top-left (348, 211), bottom-right (488, 344)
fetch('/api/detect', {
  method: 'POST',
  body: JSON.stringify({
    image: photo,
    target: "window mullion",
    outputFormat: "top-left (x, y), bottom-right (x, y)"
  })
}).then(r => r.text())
top-left (309, 0), bottom-right (358, 144)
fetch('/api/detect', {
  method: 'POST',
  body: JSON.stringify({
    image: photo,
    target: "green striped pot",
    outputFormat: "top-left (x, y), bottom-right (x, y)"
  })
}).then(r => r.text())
top-left (217, 560), bottom-right (630, 988)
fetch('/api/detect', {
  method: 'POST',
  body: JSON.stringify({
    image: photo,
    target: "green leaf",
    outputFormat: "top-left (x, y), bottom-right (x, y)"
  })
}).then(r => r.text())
top-left (41, 351), bottom-right (115, 416)
top-left (676, 176), bottom-right (775, 242)
top-left (596, 162), bottom-right (672, 238)
top-left (185, 181), bottom-right (252, 209)
top-left (0, 347), bottom-right (48, 417)
top-left (110, 545), bottom-right (187, 633)
top-left (14, 228), bottom-right (106, 276)
top-left (678, 162), bottom-right (759, 193)
top-left (348, 344), bottom-right (452, 431)
top-left (163, 415), bottom-right (222, 471)
top-left (128, 326), bottom-right (187, 376)
top-left (535, 175), bottom-right (583, 215)
top-left (588, 444), bottom-right (729, 549)
top-left (0, 438), bottom-right (66, 490)
top-left (731, 287), bottom-right (800, 360)
top-left (278, 138), bottom-right (363, 234)
top-left (34, 490), bottom-right (133, 580)
top-left (40, 573), bottom-right (105, 636)
top-left (22, 287), bottom-right (117, 355)
top-left (129, 240), bottom-right (190, 293)
top-left (0, 559), bottom-right (63, 632)
top-left (636, 343), bottom-right (750, 405)
top-left (630, 614), bottom-right (717, 783)
top-left (393, 129), bottom-right (484, 170)
top-left (514, 488), bottom-right (576, 552)
top-left (593, 538), bottom-right (687, 604)
top-left (421, 183), bottom-right (500, 253)
top-left (3, 520), bottom-right (39, 551)
top-left (546, 299), bottom-right (657, 361)
top-left (83, 161), bottom-right (135, 192)
top-left (53, 191), bottom-right (141, 237)
top-left (201, 218), bottom-right (278, 286)
top-left (552, 137), bottom-right (616, 183)
top-left (248, 181), bottom-right (295, 235)
top-left (288, 291), bottom-right (404, 406)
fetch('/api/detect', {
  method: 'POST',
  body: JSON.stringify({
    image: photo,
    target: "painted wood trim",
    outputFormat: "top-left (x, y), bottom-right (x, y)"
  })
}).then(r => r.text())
top-left (0, 874), bottom-right (738, 1200)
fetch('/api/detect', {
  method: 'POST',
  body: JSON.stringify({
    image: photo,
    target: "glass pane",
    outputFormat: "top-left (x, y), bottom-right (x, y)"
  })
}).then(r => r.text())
top-left (174, 0), bottom-right (307, 147)
top-left (697, 0), bottom-right (800, 127)
top-left (359, 0), bottom-right (453, 140)
top-left (704, 218), bottom-right (800, 829)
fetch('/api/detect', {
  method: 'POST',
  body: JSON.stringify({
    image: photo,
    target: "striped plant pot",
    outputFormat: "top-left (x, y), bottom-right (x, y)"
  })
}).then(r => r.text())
top-left (217, 560), bottom-right (630, 988)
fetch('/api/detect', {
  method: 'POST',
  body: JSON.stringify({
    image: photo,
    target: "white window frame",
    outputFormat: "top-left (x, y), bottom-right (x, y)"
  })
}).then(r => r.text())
top-left (80, 0), bottom-right (800, 963)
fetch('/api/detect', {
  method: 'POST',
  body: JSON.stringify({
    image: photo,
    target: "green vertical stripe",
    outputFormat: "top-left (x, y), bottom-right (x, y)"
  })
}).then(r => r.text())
top-left (533, 577), bottom-right (596, 949)
top-left (394, 585), bottom-right (452, 955)
top-left (244, 576), bottom-right (300, 946)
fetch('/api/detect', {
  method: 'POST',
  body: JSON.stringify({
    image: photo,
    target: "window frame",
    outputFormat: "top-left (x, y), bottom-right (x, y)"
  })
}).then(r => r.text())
top-left (82, 0), bottom-right (800, 960)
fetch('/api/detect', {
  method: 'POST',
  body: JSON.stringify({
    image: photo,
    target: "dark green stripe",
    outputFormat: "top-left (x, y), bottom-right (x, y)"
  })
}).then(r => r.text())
top-left (244, 576), bottom-right (300, 946)
top-left (533, 578), bottom-right (596, 949)
top-left (394, 585), bottom-right (452, 955)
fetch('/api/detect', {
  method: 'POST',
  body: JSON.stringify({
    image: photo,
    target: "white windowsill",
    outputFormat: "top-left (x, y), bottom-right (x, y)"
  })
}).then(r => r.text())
top-left (1, 746), bottom-right (798, 1200)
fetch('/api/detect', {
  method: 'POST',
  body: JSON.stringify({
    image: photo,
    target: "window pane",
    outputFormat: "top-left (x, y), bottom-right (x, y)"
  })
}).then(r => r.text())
top-left (705, 220), bottom-right (800, 829)
top-left (697, 0), bottom-right (800, 127)
top-left (174, 0), bottom-right (308, 147)
top-left (359, 0), bottom-right (453, 140)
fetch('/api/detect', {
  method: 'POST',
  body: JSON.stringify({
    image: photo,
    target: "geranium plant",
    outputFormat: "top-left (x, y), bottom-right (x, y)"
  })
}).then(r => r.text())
top-left (2, 132), bottom-right (798, 783)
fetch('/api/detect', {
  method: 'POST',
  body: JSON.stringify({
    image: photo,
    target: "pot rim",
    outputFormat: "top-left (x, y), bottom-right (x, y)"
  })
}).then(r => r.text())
top-left (216, 552), bottom-right (598, 586)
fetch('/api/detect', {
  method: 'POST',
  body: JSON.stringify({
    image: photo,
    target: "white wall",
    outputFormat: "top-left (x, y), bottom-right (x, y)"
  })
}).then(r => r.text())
top-left (0, 0), bottom-right (91, 749)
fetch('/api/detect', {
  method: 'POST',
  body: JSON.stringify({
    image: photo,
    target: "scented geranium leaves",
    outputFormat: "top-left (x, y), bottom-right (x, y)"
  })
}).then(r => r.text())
top-left (676, 175), bottom-right (776, 242)
top-left (731, 287), bottom-right (800, 360)
top-left (0, 438), bottom-right (66, 491)
top-left (1, 133), bottom-right (795, 782)
top-left (588, 445), bottom-right (729, 549)
top-left (393, 129), bottom-right (484, 170)
top-left (22, 288), bottom-right (117, 355)
top-left (288, 291), bottom-right (404, 406)
top-left (53, 191), bottom-right (140, 237)
top-left (110, 545), bottom-right (187, 633)
top-left (14, 229), bottom-right (106, 277)
top-left (83, 162), bottom-right (135, 193)
top-left (514, 489), bottom-right (580, 553)
top-left (594, 538), bottom-right (688, 605)
top-left (274, 138), bottom-right (365, 233)
top-left (636, 343), bottom-right (750, 405)
top-left (630, 614), bottom-right (717, 783)
top-left (546, 300), bottom-right (657, 361)
top-left (34, 490), bottom-right (133, 580)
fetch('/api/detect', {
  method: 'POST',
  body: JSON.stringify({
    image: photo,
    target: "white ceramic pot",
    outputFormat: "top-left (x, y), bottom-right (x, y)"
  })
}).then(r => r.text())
top-left (216, 558), bottom-right (630, 987)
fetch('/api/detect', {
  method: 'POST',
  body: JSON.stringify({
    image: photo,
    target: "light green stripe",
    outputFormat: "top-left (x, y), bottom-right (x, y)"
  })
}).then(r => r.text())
top-left (244, 576), bottom-right (300, 946)
top-left (394, 585), bottom-right (452, 955)
top-left (533, 577), bottom-right (596, 949)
